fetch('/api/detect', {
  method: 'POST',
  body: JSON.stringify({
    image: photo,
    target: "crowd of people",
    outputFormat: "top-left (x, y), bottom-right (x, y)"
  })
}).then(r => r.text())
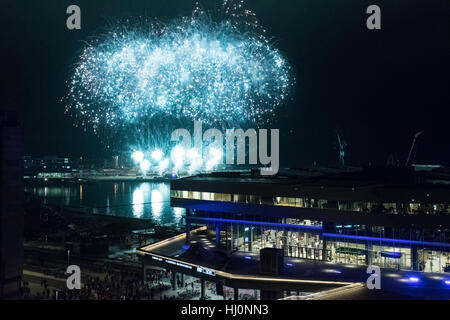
top-left (24, 265), bottom-right (259, 300)
top-left (28, 268), bottom-right (175, 300)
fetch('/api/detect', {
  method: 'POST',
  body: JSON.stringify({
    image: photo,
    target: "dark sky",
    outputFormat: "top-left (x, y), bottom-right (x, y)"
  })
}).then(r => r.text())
top-left (2, 0), bottom-right (450, 167)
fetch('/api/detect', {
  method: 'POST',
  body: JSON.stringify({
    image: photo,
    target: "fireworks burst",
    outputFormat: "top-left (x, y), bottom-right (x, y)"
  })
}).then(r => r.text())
top-left (64, 0), bottom-right (293, 136)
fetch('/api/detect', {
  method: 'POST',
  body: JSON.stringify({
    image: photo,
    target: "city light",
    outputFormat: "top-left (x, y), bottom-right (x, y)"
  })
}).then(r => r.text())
top-left (323, 269), bottom-right (342, 274)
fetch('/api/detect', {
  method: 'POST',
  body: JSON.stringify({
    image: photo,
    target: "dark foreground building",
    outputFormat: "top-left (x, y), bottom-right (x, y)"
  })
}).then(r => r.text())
top-left (0, 111), bottom-right (24, 298)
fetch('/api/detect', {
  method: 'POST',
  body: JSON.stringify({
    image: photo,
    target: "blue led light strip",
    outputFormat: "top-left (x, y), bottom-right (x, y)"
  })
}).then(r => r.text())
top-left (186, 216), bottom-right (322, 230)
top-left (322, 233), bottom-right (450, 248)
top-left (186, 217), bottom-right (450, 248)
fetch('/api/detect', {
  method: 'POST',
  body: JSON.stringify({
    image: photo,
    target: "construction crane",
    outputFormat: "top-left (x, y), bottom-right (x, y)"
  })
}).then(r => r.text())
top-left (336, 129), bottom-right (347, 167)
top-left (405, 130), bottom-right (424, 166)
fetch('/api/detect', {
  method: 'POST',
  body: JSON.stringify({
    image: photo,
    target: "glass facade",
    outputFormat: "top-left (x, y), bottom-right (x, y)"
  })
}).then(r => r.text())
top-left (329, 242), bottom-right (367, 265)
top-left (171, 189), bottom-right (450, 215)
top-left (224, 223), bottom-right (324, 260)
top-left (371, 245), bottom-right (412, 269)
top-left (216, 225), bottom-right (450, 273)
top-left (417, 250), bottom-right (450, 273)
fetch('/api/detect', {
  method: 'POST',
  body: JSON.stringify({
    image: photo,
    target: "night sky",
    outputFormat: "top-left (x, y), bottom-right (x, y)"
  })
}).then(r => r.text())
top-left (2, 0), bottom-right (450, 167)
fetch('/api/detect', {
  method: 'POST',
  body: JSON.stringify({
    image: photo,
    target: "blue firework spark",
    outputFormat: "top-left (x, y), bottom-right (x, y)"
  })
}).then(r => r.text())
top-left (65, 1), bottom-right (293, 133)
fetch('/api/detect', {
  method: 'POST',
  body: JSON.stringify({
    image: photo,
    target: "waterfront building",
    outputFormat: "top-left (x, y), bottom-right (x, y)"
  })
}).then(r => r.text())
top-left (138, 165), bottom-right (450, 299)
top-left (24, 155), bottom-right (75, 178)
top-left (171, 166), bottom-right (450, 273)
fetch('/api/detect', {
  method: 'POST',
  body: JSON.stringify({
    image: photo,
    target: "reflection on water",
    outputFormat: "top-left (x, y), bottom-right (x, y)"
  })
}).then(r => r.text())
top-left (132, 187), bottom-right (144, 218)
top-left (25, 181), bottom-right (185, 225)
top-left (106, 195), bottom-right (110, 215)
top-left (151, 189), bottom-right (163, 218)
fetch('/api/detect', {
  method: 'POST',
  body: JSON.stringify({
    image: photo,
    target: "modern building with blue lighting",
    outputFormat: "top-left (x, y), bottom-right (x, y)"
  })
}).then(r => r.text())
top-left (170, 166), bottom-right (450, 274)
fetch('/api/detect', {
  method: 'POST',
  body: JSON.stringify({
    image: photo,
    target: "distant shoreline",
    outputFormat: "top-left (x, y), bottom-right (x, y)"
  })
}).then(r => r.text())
top-left (24, 175), bottom-right (174, 186)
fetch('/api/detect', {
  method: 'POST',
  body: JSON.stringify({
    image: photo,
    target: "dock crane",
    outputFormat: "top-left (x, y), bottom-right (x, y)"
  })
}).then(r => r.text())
top-left (405, 130), bottom-right (424, 166)
top-left (336, 129), bottom-right (347, 167)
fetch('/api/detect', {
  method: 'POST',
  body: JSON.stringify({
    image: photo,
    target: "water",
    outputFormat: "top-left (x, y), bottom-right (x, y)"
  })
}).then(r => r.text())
top-left (25, 181), bottom-right (185, 225)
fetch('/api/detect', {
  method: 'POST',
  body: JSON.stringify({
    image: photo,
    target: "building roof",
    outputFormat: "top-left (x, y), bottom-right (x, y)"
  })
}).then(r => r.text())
top-left (171, 166), bottom-right (450, 203)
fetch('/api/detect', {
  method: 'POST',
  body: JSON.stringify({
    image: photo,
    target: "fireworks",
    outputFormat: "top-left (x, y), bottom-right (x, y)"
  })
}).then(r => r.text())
top-left (139, 159), bottom-right (151, 174)
top-left (131, 150), bottom-right (144, 163)
top-left (151, 149), bottom-right (164, 161)
top-left (65, 1), bottom-right (293, 175)
top-left (131, 145), bottom-right (225, 176)
top-left (65, 0), bottom-right (293, 133)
